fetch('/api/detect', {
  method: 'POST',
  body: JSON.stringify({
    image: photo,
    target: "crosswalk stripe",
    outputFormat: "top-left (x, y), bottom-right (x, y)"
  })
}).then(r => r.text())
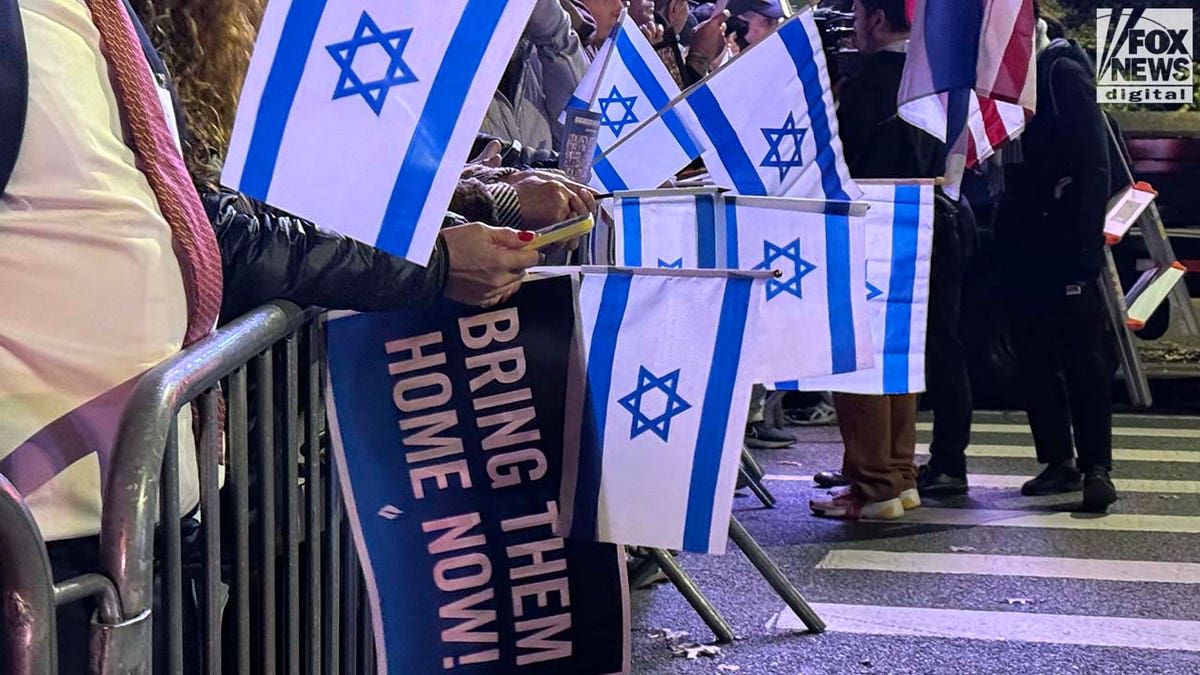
top-left (815, 550), bottom-right (1200, 584)
top-left (877, 507), bottom-right (1200, 533)
top-left (917, 422), bottom-right (1200, 439)
top-left (768, 603), bottom-right (1200, 652)
top-left (915, 443), bottom-right (1200, 463)
top-left (762, 473), bottom-right (1200, 494)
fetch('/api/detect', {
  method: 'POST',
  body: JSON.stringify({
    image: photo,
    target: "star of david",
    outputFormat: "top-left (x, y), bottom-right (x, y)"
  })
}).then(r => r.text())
top-left (598, 85), bottom-right (639, 136)
top-left (759, 111), bottom-right (809, 181)
top-left (326, 12), bottom-right (418, 115)
top-left (752, 238), bottom-right (817, 301)
top-left (657, 258), bottom-right (684, 269)
top-left (866, 281), bottom-right (883, 300)
top-left (617, 366), bottom-right (693, 442)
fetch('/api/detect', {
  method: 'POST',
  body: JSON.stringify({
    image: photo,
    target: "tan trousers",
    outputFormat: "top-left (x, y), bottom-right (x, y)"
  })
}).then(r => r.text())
top-left (832, 393), bottom-right (919, 502)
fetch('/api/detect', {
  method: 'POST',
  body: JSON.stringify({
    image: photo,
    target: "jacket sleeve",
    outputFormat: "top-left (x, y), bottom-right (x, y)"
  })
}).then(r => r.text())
top-left (525, 0), bottom-right (589, 142)
top-left (1050, 58), bottom-right (1110, 283)
top-left (204, 190), bottom-right (449, 323)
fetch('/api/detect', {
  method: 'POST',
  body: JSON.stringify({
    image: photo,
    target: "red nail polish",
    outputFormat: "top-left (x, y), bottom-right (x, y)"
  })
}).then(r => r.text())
top-left (518, 231), bottom-right (535, 242)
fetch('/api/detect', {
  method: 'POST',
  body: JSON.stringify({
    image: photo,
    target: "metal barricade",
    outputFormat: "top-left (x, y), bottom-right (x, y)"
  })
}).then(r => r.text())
top-left (93, 301), bottom-right (375, 674)
top-left (0, 474), bottom-right (57, 674)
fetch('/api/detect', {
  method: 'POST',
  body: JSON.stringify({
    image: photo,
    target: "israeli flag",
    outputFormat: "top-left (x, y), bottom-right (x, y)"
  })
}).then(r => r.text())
top-left (606, 191), bottom-right (873, 382)
top-left (609, 188), bottom-right (723, 268)
top-left (795, 181), bottom-right (935, 394)
top-left (724, 196), bottom-right (874, 384)
top-left (577, 16), bottom-right (707, 192)
top-left (680, 12), bottom-right (859, 200)
top-left (559, 268), bottom-right (764, 554)
top-left (222, 0), bottom-right (535, 264)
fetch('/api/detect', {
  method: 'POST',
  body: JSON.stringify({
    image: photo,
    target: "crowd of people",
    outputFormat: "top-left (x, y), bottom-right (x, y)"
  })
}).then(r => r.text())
top-left (0, 0), bottom-right (1119, 670)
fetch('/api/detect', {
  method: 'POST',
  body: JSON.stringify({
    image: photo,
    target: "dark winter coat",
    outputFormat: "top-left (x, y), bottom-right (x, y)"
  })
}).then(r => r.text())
top-left (996, 39), bottom-right (1111, 294)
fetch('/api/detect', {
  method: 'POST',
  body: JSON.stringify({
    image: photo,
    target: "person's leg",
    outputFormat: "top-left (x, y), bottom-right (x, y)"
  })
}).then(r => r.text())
top-left (1061, 284), bottom-right (1118, 510)
top-left (747, 384), bottom-right (765, 422)
top-left (890, 394), bottom-right (920, 500)
top-left (1062, 285), bottom-right (1116, 472)
top-left (47, 536), bottom-right (102, 675)
top-left (1009, 297), bottom-right (1082, 494)
top-left (745, 384), bottom-right (794, 449)
top-left (923, 213), bottom-right (973, 478)
top-left (810, 393), bottom-right (904, 519)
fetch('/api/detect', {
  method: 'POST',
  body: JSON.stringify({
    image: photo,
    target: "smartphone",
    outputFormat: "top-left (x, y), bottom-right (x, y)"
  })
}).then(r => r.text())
top-left (521, 213), bottom-right (595, 251)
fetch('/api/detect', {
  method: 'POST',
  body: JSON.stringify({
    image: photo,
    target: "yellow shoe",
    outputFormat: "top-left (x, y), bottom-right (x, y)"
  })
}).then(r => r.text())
top-left (899, 488), bottom-right (921, 510)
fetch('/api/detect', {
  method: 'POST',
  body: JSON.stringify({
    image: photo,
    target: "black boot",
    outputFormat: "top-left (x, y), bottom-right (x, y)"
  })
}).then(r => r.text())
top-left (1082, 466), bottom-right (1119, 513)
top-left (1020, 461), bottom-right (1083, 496)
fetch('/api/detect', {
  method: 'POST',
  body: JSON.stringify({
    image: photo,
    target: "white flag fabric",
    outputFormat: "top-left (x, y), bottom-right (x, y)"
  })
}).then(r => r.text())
top-left (606, 192), bottom-right (873, 382)
top-left (222, 0), bottom-right (534, 264)
top-left (611, 189), bottom-right (721, 268)
top-left (564, 15), bottom-right (686, 158)
top-left (679, 13), bottom-right (859, 200)
top-left (722, 196), bottom-right (873, 384)
top-left (559, 268), bottom-right (764, 554)
top-left (798, 181), bottom-right (935, 394)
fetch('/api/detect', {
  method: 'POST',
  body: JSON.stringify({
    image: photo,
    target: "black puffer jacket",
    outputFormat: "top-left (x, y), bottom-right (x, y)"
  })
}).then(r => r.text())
top-left (205, 189), bottom-right (450, 324)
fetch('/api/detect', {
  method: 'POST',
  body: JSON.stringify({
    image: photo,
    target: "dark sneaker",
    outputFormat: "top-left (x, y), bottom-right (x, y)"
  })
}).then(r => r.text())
top-left (916, 464), bottom-right (969, 496)
top-left (745, 421), bottom-right (795, 449)
top-left (813, 469), bottom-right (850, 488)
top-left (1081, 467), bottom-right (1119, 513)
top-left (1020, 462), bottom-right (1083, 496)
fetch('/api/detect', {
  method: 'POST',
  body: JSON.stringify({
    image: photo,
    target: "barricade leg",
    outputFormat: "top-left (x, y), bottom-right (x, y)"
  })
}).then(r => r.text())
top-left (728, 517), bottom-right (824, 633)
top-left (740, 463), bottom-right (777, 509)
top-left (645, 549), bottom-right (736, 644)
top-left (740, 448), bottom-right (765, 481)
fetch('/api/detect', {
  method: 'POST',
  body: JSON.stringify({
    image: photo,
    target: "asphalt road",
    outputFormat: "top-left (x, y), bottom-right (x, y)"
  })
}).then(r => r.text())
top-left (628, 411), bottom-right (1200, 674)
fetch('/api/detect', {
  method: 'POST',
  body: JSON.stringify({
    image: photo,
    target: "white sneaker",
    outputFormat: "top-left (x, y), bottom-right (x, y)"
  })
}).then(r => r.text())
top-left (810, 486), bottom-right (905, 520)
top-left (899, 488), bottom-right (921, 510)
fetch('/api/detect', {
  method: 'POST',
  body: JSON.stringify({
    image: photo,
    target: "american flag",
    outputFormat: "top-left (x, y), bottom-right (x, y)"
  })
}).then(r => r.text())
top-left (897, 0), bottom-right (1037, 198)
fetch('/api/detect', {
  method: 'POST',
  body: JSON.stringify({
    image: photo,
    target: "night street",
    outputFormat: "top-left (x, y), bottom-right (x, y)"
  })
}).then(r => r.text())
top-left (631, 411), bottom-right (1200, 674)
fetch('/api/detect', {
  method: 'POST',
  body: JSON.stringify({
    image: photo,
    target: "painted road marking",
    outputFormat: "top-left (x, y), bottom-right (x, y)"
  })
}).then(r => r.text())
top-left (914, 444), bottom-right (1200, 463)
top-left (768, 604), bottom-right (1200, 652)
top-left (815, 550), bottom-right (1200, 584)
top-left (874, 507), bottom-right (1200, 534)
top-left (763, 474), bottom-right (1200, 494)
top-left (917, 422), bottom-right (1200, 440)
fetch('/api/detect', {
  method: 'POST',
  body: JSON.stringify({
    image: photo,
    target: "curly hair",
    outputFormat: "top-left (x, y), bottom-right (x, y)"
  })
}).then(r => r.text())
top-left (129, 0), bottom-right (266, 184)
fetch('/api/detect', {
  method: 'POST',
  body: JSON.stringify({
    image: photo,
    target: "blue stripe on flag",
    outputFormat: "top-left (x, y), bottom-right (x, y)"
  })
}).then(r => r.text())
top-left (696, 194), bottom-right (716, 268)
top-left (621, 197), bottom-right (642, 266)
top-left (779, 19), bottom-right (855, 372)
top-left (923, 1), bottom-right (984, 91)
top-left (571, 273), bottom-right (633, 541)
top-left (614, 29), bottom-right (700, 158)
top-left (592, 155), bottom-right (629, 192)
top-left (566, 95), bottom-right (588, 110)
top-left (376, 0), bottom-right (509, 256)
top-left (882, 185), bottom-right (921, 393)
top-left (686, 86), bottom-right (767, 195)
top-left (237, 0), bottom-right (328, 197)
top-left (682, 277), bottom-right (752, 552)
top-left (824, 213), bottom-right (855, 373)
top-left (723, 198), bottom-right (739, 268)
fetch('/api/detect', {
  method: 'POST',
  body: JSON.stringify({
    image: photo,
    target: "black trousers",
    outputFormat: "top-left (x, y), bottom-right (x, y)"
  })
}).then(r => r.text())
top-left (923, 209), bottom-right (973, 477)
top-left (1007, 282), bottom-right (1116, 472)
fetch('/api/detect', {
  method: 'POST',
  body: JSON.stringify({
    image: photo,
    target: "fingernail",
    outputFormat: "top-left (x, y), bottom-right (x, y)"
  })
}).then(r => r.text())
top-left (518, 230), bottom-right (535, 242)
